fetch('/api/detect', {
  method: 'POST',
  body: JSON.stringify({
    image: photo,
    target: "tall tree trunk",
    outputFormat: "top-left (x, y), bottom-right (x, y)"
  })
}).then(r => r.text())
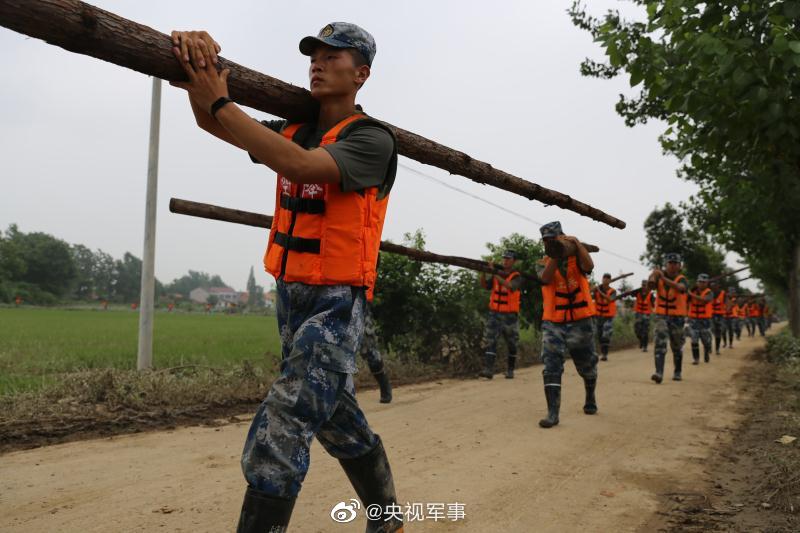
top-left (790, 240), bottom-right (800, 337)
top-left (0, 0), bottom-right (627, 228)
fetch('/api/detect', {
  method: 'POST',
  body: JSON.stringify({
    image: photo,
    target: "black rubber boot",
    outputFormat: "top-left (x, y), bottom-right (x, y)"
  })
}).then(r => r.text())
top-left (642, 333), bottom-right (649, 352)
top-left (505, 356), bottom-right (516, 379)
top-left (652, 351), bottom-right (665, 383)
top-left (538, 376), bottom-right (561, 428)
top-left (374, 370), bottom-right (393, 404)
top-left (704, 345), bottom-right (710, 363)
top-left (338, 435), bottom-right (404, 533)
top-left (583, 377), bottom-right (597, 415)
top-left (691, 345), bottom-right (700, 365)
top-left (673, 352), bottom-right (683, 381)
top-left (478, 352), bottom-right (495, 379)
top-left (600, 345), bottom-right (609, 361)
top-left (236, 486), bottom-right (296, 533)
top-left (715, 336), bottom-right (721, 355)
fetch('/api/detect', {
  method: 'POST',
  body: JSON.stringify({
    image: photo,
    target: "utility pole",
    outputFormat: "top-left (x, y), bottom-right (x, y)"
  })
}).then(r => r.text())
top-left (137, 77), bottom-right (161, 370)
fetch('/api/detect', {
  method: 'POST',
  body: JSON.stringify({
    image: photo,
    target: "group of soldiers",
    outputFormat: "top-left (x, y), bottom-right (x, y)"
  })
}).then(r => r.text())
top-left (476, 224), bottom-right (773, 429)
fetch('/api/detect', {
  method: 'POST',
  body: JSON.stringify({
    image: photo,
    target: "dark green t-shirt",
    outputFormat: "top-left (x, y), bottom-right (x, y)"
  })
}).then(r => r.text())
top-left (251, 119), bottom-right (395, 198)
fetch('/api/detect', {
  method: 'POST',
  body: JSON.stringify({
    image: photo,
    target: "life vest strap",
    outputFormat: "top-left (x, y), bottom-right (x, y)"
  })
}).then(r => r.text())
top-left (273, 232), bottom-right (321, 254)
top-left (555, 301), bottom-right (589, 311)
top-left (280, 195), bottom-right (326, 214)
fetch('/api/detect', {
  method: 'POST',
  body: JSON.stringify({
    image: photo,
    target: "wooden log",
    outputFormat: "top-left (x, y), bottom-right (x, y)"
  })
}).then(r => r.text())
top-left (168, 198), bottom-right (540, 283)
top-left (544, 236), bottom-right (600, 259)
top-left (0, 0), bottom-right (626, 229)
top-left (608, 272), bottom-right (634, 283)
top-left (708, 267), bottom-right (749, 283)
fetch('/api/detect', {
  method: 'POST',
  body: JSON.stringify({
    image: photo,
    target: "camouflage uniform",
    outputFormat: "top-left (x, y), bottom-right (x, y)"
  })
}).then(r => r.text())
top-left (687, 317), bottom-right (712, 363)
top-left (595, 316), bottom-right (614, 358)
top-left (725, 316), bottom-right (736, 347)
top-left (712, 314), bottom-right (727, 351)
top-left (634, 312), bottom-right (651, 350)
top-left (484, 311), bottom-right (520, 359)
top-left (359, 304), bottom-right (385, 374)
top-left (541, 318), bottom-right (599, 380)
top-left (653, 315), bottom-right (686, 378)
top-left (241, 281), bottom-right (378, 498)
top-left (733, 316), bottom-right (742, 340)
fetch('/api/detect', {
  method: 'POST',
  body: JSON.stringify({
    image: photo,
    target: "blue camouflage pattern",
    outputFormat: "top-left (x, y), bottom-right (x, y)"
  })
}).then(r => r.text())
top-left (299, 22), bottom-right (377, 66)
top-left (541, 318), bottom-right (598, 380)
top-left (484, 311), bottom-right (520, 358)
top-left (634, 312), bottom-right (651, 347)
top-left (359, 304), bottom-right (385, 374)
top-left (241, 281), bottom-right (378, 498)
top-left (539, 221), bottom-right (564, 238)
top-left (688, 317), bottom-right (712, 352)
top-left (653, 315), bottom-right (685, 376)
top-left (712, 314), bottom-right (727, 345)
top-left (595, 316), bottom-right (614, 352)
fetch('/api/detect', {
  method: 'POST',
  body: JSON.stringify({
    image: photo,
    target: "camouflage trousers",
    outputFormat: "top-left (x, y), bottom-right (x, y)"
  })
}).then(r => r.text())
top-left (724, 317), bottom-right (736, 345)
top-left (484, 311), bottom-right (519, 358)
top-left (595, 316), bottom-right (614, 352)
top-left (241, 282), bottom-right (378, 498)
top-left (359, 305), bottom-right (385, 374)
top-left (712, 315), bottom-right (727, 344)
top-left (732, 317), bottom-right (742, 339)
top-left (541, 318), bottom-right (598, 380)
top-left (654, 315), bottom-right (685, 376)
top-left (634, 313), bottom-right (651, 347)
top-left (757, 317), bottom-right (766, 336)
top-left (687, 317), bottom-right (712, 352)
top-left (746, 317), bottom-right (756, 336)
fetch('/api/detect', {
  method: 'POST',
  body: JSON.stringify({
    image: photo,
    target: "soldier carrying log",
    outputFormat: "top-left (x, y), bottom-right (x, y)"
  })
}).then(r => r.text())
top-left (478, 250), bottom-right (522, 379)
top-left (649, 253), bottom-right (688, 383)
top-left (592, 273), bottom-right (618, 361)
top-left (536, 222), bottom-right (599, 428)
top-left (169, 22), bottom-right (403, 532)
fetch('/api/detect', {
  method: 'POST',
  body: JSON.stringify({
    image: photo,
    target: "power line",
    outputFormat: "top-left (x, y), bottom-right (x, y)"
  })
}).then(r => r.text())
top-left (397, 161), bottom-right (644, 267)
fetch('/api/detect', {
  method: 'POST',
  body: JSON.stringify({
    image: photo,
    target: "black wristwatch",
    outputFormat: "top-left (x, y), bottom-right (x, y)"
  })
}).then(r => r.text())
top-left (210, 96), bottom-right (234, 118)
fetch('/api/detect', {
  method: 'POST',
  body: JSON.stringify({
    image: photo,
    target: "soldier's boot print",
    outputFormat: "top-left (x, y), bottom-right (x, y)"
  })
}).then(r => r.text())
top-left (236, 486), bottom-right (296, 533)
top-left (374, 370), bottom-right (393, 404)
top-left (338, 435), bottom-right (404, 533)
top-left (538, 375), bottom-right (561, 428)
top-left (583, 377), bottom-right (597, 415)
top-left (600, 344), bottom-right (609, 361)
top-left (673, 352), bottom-right (683, 381)
top-left (691, 345), bottom-right (700, 365)
top-left (505, 356), bottom-right (516, 379)
top-left (479, 352), bottom-right (496, 379)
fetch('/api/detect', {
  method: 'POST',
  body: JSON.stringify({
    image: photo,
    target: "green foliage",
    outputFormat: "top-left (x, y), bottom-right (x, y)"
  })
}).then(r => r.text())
top-left (0, 224), bottom-right (77, 300)
top-left (570, 0), bottom-right (800, 329)
top-left (766, 329), bottom-right (800, 363)
top-left (246, 266), bottom-right (264, 308)
top-left (641, 202), bottom-right (730, 282)
top-left (164, 270), bottom-right (228, 298)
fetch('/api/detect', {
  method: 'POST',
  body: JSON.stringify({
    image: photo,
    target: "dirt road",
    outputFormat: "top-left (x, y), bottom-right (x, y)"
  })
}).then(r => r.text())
top-left (1, 333), bottom-right (768, 532)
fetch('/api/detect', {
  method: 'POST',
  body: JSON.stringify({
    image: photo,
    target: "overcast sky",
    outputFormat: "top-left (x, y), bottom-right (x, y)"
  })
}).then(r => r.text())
top-left (0, 0), bottom-right (753, 293)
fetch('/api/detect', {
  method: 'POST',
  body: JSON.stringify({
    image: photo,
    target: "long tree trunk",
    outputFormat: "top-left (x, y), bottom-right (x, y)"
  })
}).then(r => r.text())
top-left (168, 198), bottom-right (542, 282)
top-left (0, 0), bottom-right (626, 229)
top-left (791, 240), bottom-right (800, 337)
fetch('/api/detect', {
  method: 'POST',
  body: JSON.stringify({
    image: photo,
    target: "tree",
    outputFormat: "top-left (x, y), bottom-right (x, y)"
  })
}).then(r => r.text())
top-left (164, 270), bottom-right (228, 298)
top-left (641, 203), bottom-right (728, 282)
top-left (570, 1), bottom-right (800, 334)
top-left (246, 266), bottom-right (264, 308)
top-left (71, 244), bottom-right (97, 299)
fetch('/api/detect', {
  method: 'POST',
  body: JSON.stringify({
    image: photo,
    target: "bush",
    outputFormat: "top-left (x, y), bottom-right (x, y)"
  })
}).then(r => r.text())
top-left (766, 330), bottom-right (800, 363)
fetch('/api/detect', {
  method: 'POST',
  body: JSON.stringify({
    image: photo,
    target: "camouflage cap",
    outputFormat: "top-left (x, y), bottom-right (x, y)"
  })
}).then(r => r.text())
top-left (697, 273), bottom-right (710, 282)
top-left (602, 273), bottom-right (612, 279)
top-left (664, 252), bottom-right (682, 264)
top-left (539, 221), bottom-right (564, 239)
top-left (502, 250), bottom-right (517, 259)
top-left (299, 22), bottom-right (377, 66)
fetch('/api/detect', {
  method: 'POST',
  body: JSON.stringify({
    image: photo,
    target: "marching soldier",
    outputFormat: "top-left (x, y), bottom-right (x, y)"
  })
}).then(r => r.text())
top-left (724, 289), bottom-right (738, 348)
top-left (479, 251), bottom-right (522, 379)
top-left (650, 253), bottom-right (688, 383)
top-left (687, 274), bottom-right (713, 364)
top-left (734, 296), bottom-right (745, 340)
top-left (171, 23), bottom-right (403, 531)
top-left (745, 296), bottom-right (757, 337)
top-left (633, 280), bottom-right (655, 352)
top-left (536, 221), bottom-right (598, 428)
top-left (754, 296), bottom-right (767, 336)
top-left (593, 274), bottom-right (618, 361)
top-left (710, 280), bottom-right (727, 354)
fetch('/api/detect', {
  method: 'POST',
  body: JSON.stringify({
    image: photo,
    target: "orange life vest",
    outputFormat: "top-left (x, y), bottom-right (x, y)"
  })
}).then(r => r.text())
top-left (688, 288), bottom-right (713, 319)
top-left (728, 303), bottom-right (740, 318)
top-left (712, 290), bottom-right (727, 316)
top-left (749, 303), bottom-right (763, 317)
top-left (541, 257), bottom-right (595, 323)
top-left (593, 286), bottom-right (617, 318)
top-left (264, 114), bottom-right (393, 288)
top-left (489, 272), bottom-right (521, 313)
top-left (655, 274), bottom-right (688, 317)
top-left (634, 290), bottom-right (653, 314)
top-left (738, 304), bottom-right (748, 318)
